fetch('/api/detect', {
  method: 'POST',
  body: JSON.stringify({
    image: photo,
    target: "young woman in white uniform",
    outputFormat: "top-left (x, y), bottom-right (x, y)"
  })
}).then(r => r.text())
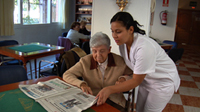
top-left (96, 12), bottom-right (180, 112)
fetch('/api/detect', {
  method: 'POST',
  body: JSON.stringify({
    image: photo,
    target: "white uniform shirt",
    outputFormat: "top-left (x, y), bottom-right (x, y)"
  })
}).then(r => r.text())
top-left (119, 33), bottom-right (180, 93)
top-left (66, 29), bottom-right (89, 44)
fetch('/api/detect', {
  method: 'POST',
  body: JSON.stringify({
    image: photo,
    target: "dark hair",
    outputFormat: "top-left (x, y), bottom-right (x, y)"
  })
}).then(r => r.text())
top-left (110, 12), bottom-right (146, 35)
top-left (70, 22), bottom-right (80, 29)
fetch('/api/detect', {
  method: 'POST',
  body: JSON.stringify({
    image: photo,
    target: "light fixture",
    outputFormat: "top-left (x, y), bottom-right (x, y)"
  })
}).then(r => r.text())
top-left (116, 0), bottom-right (128, 11)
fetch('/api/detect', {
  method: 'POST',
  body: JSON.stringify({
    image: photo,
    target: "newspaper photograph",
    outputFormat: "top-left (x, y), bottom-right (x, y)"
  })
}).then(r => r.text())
top-left (19, 78), bottom-right (80, 100)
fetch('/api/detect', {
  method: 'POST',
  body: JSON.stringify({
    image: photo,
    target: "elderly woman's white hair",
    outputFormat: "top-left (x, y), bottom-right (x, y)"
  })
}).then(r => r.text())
top-left (89, 32), bottom-right (110, 49)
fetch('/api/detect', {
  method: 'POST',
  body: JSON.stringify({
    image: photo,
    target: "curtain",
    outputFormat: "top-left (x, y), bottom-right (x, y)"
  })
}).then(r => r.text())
top-left (59, 0), bottom-right (69, 29)
top-left (0, 0), bottom-right (15, 36)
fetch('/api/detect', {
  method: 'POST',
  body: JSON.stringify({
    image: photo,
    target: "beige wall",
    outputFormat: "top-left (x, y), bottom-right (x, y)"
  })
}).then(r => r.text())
top-left (149, 0), bottom-right (179, 42)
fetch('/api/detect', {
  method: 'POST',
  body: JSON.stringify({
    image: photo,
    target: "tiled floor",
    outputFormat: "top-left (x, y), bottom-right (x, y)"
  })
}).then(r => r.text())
top-left (27, 55), bottom-right (56, 79)
top-left (163, 45), bottom-right (200, 112)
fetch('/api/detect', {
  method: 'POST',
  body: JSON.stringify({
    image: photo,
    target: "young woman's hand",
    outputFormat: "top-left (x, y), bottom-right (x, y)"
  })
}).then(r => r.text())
top-left (96, 87), bottom-right (111, 106)
top-left (80, 83), bottom-right (93, 95)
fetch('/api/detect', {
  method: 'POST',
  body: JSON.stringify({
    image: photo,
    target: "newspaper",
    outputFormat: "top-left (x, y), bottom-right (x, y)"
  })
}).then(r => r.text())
top-left (19, 78), bottom-right (97, 112)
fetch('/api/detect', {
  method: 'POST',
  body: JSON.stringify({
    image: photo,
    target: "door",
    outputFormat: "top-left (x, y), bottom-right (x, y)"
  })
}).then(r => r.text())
top-left (175, 9), bottom-right (200, 46)
top-left (190, 12), bottom-right (200, 45)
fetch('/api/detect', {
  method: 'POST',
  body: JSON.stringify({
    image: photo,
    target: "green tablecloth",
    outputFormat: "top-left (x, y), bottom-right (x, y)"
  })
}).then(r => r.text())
top-left (8, 44), bottom-right (52, 53)
top-left (0, 89), bottom-right (95, 112)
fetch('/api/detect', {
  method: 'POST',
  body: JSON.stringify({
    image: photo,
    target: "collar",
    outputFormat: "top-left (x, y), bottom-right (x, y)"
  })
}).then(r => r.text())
top-left (98, 58), bottom-right (108, 68)
top-left (90, 53), bottom-right (116, 70)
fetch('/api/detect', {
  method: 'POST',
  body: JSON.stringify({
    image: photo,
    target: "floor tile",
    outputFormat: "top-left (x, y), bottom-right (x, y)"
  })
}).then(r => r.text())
top-left (190, 55), bottom-right (200, 59)
top-left (189, 54), bottom-right (199, 57)
top-left (180, 80), bottom-right (198, 88)
top-left (180, 75), bottom-right (194, 82)
top-left (182, 61), bottom-right (196, 65)
top-left (178, 87), bottom-right (200, 97)
top-left (178, 70), bottom-right (190, 76)
top-left (195, 82), bottom-right (200, 89)
top-left (179, 63), bottom-right (185, 67)
top-left (168, 94), bottom-right (182, 105)
top-left (193, 59), bottom-right (200, 62)
top-left (182, 58), bottom-right (194, 61)
top-left (192, 76), bottom-right (200, 82)
top-left (183, 106), bottom-right (200, 112)
top-left (189, 72), bottom-right (200, 77)
top-left (163, 104), bottom-right (184, 112)
top-left (196, 62), bottom-right (200, 65)
top-left (187, 68), bottom-right (200, 72)
top-left (181, 95), bottom-right (200, 107)
top-left (178, 67), bottom-right (188, 71)
top-left (184, 64), bottom-right (199, 68)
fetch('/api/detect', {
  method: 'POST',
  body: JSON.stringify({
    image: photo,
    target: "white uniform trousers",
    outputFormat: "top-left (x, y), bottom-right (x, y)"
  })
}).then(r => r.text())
top-left (136, 85), bottom-right (174, 112)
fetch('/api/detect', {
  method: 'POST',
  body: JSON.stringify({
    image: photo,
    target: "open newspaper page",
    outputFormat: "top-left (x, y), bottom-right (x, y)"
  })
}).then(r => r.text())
top-left (37, 89), bottom-right (97, 112)
top-left (19, 78), bottom-right (77, 100)
top-left (19, 78), bottom-right (97, 112)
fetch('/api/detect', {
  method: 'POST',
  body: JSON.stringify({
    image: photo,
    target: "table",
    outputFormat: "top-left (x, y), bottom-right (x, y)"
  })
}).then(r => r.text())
top-left (0, 42), bottom-right (64, 79)
top-left (160, 43), bottom-right (173, 50)
top-left (0, 76), bottom-right (120, 112)
top-left (80, 38), bottom-right (90, 43)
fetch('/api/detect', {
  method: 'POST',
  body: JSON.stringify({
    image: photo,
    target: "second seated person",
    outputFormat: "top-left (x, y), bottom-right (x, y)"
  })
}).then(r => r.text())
top-left (79, 20), bottom-right (91, 35)
top-left (66, 22), bottom-right (90, 45)
top-left (63, 32), bottom-right (133, 109)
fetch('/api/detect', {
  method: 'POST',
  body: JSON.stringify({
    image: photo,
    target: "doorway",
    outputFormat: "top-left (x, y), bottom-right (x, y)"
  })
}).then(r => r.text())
top-left (175, 9), bottom-right (200, 48)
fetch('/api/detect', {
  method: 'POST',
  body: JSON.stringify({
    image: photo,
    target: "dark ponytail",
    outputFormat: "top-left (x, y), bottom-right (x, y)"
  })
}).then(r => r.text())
top-left (110, 12), bottom-right (146, 35)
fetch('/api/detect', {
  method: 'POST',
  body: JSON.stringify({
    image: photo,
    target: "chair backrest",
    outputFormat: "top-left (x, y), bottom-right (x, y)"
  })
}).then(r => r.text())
top-left (0, 40), bottom-right (19, 61)
top-left (56, 36), bottom-right (74, 61)
top-left (125, 89), bottom-right (135, 112)
top-left (81, 41), bottom-right (90, 54)
top-left (163, 40), bottom-right (177, 49)
top-left (0, 40), bottom-right (19, 47)
top-left (0, 65), bottom-right (28, 86)
top-left (168, 48), bottom-right (184, 63)
top-left (62, 32), bottom-right (68, 37)
top-left (59, 47), bottom-right (87, 77)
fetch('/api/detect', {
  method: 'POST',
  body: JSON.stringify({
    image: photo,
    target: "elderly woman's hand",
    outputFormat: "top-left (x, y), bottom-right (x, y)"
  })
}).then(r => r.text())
top-left (115, 77), bottom-right (126, 85)
top-left (80, 83), bottom-right (93, 95)
top-left (96, 87), bottom-right (111, 106)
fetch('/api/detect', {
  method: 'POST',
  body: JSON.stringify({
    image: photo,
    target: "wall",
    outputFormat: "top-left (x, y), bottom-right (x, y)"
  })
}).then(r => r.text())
top-left (179, 0), bottom-right (200, 10)
top-left (0, 0), bottom-right (75, 45)
top-left (0, 24), bottom-right (65, 45)
top-left (91, 0), bottom-right (151, 54)
top-left (149, 0), bottom-right (179, 42)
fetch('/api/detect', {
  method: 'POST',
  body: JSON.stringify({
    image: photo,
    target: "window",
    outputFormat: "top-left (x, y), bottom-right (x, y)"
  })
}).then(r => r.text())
top-left (14, 0), bottom-right (21, 24)
top-left (52, 0), bottom-right (59, 22)
top-left (14, 0), bottom-right (60, 25)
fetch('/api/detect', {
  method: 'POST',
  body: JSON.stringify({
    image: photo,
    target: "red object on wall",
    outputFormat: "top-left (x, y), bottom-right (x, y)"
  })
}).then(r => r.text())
top-left (160, 10), bottom-right (168, 25)
top-left (163, 0), bottom-right (169, 7)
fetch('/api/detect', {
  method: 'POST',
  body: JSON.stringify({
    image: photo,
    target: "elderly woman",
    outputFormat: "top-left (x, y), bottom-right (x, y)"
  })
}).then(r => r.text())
top-left (63, 32), bottom-right (132, 108)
